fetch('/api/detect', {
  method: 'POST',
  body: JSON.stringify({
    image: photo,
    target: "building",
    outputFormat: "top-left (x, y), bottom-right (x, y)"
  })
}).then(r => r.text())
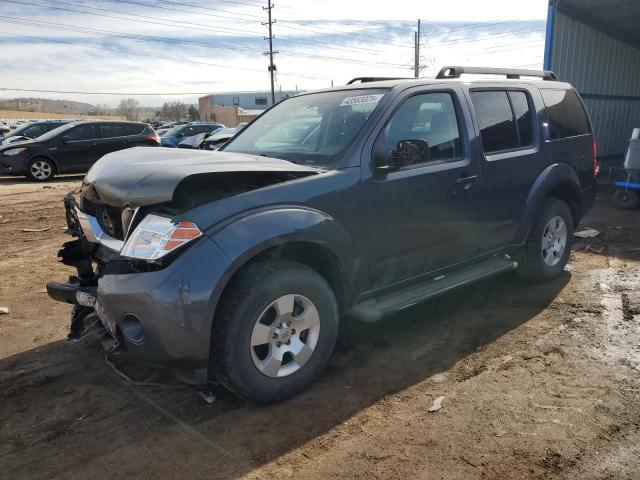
top-left (199, 89), bottom-right (301, 126)
top-left (545, 0), bottom-right (640, 168)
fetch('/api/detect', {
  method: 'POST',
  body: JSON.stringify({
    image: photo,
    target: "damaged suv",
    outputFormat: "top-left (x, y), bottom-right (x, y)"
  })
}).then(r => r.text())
top-left (48, 67), bottom-right (596, 402)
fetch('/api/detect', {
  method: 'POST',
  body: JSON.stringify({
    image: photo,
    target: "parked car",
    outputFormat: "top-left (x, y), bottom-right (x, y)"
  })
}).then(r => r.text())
top-left (160, 122), bottom-right (225, 147)
top-left (1, 120), bottom-right (69, 144)
top-left (47, 66), bottom-right (596, 403)
top-left (0, 120), bottom-right (159, 181)
top-left (200, 123), bottom-right (248, 150)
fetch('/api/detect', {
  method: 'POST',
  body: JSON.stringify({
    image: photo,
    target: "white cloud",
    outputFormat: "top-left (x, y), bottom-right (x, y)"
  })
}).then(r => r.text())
top-left (0, 0), bottom-right (547, 106)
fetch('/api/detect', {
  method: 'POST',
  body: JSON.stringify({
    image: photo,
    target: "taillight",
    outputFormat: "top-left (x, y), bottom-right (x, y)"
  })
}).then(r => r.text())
top-left (593, 139), bottom-right (598, 177)
top-left (145, 134), bottom-right (161, 144)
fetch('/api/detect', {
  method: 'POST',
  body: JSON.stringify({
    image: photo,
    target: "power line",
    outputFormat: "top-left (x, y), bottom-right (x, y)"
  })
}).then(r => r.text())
top-left (0, 87), bottom-right (219, 95)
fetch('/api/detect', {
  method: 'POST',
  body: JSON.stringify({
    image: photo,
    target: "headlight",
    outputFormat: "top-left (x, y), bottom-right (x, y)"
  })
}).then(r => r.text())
top-left (3, 147), bottom-right (26, 156)
top-left (120, 214), bottom-right (202, 260)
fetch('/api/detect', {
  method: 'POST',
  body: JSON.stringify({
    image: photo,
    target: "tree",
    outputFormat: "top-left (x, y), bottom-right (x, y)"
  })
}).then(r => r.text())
top-left (117, 98), bottom-right (140, 121)
top-left (160, 101), bottom-right (188, 121)
top-left (188, 104), bottom-right (199, 121)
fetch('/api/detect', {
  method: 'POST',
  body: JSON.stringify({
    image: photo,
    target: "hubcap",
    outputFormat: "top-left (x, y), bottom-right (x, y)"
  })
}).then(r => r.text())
top-left (30, 160), bottom-right (52, 180)
top-left (542, 215), bottom-right (567, 266)
top-left (250, 294), bottom-right (321, 378)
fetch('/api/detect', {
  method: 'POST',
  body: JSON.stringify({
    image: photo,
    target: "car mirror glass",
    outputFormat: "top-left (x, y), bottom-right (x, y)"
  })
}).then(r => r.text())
top-left (389, 139), bottom-right (430, 168)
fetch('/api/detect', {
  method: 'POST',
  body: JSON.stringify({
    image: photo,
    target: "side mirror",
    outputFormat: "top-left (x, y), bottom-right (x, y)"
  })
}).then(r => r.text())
top-left (61, 135), bottom-right (71, 144)
top-left (203, 133), bottom-right (211, 139)
top-left (375, 139), bottom-right (430, 172)
top-left (176, 133), bottom-right (184, 139)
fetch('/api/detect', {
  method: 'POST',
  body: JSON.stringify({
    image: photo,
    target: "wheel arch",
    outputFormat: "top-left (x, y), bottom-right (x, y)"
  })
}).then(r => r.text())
top-left (516, 163), bottom-right (582, 243)
top-left (26, 154), bottom-right (59, 174)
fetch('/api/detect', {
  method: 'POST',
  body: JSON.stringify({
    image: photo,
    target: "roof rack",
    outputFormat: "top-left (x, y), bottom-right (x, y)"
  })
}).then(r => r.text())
top-left (346, 77), bottom-right (413, 85)
top-left (435, 66), bottom-right (557, 81)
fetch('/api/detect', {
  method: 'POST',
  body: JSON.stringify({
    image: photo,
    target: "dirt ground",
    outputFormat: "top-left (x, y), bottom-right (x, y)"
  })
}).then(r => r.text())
top-left (1, 175), bottom-right (640, 480)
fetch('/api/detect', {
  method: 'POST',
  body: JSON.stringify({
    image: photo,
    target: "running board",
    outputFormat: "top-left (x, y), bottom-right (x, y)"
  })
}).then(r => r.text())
top-left (350, 256), bottom-right (517, 323)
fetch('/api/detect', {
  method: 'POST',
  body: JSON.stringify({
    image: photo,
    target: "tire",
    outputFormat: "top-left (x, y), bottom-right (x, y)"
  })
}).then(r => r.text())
top-left (25, 157), bottom-right (55, 182)
top-left (612, 189), bottom-right (639, 210)
top-left (212, 259), bottom-right (339, 403)
top-left (516, 198), bottom-right (574, 282)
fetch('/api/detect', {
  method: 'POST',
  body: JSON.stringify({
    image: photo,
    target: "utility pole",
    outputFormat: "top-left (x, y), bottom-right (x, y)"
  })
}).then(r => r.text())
top-left (263, 1), bottom-right (277, 105)
top-left (414, 19), bottom-right (421, 78)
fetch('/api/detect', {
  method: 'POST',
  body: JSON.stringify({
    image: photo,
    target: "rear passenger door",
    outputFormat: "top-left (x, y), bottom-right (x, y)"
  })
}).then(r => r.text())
top-left (98, 123), bottom-right (128, 159)
top-left (465, 87), bottom-right (542, 253)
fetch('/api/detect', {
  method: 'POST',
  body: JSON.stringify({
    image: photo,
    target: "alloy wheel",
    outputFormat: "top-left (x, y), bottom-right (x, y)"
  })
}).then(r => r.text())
top-left (250, 294), bottom-right (321, 378)
top-left (541, 215), bottom-right (567, 266)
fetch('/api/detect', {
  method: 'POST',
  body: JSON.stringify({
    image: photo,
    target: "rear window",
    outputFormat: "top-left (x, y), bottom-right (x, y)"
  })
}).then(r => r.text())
top-left (541, 89), bottom-right (590, 139)
top-left (471, 90), bottom-right (535, 154)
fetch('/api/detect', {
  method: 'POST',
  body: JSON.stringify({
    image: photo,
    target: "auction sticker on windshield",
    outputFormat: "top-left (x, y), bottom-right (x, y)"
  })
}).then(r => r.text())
top-left (339, 94), bottom-right (385, 106)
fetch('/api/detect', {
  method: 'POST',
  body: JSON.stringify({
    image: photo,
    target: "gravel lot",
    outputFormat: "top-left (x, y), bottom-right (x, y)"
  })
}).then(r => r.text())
top-left (1, 175), bottom-right (639, 479)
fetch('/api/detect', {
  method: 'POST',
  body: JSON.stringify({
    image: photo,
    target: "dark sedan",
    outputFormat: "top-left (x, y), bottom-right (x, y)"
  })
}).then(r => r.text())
top-left (0, 120), bottom-right (160, 181)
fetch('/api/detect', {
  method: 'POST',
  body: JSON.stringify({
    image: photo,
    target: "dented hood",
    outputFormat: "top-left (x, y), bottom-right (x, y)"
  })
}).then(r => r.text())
top-left (84, 147), bottom-right (321, 207)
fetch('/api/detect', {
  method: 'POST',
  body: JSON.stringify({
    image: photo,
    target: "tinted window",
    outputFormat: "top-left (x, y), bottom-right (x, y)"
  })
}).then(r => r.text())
top-left (382, 92), bottom-right (463, 165)
top-left (471, 91), bottom-right (519, 153)
top-left (255, 97), bottom-right (268, 106)
top-left (101, 124), bottom-right (127, 138)
top-left (124, 124), bottom-right (144, 135)
top-left (66, 124), bottom-right (99, 141)
top-left (541, 89), bottom-right (590, 139)
top-left (509, 91), bottom-right (533, 147)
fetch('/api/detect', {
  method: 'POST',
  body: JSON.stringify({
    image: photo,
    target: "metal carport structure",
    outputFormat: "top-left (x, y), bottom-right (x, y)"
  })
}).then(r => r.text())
top-left (544, 0), bottom-right (640, 168)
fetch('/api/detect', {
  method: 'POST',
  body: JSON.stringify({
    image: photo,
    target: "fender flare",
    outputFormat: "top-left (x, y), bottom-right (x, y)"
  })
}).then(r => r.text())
top-left (207, 206), bottom-right (361, 314)
top-left (516, 163), bottom-right (581, 243)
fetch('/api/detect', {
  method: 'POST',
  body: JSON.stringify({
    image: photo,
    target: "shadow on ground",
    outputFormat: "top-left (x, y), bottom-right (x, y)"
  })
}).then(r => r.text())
top-left (0, 271), bottom-right (569, 479)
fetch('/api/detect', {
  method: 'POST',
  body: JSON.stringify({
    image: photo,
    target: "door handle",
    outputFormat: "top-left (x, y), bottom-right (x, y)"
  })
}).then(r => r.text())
top-left (90, 142), bottom-right (97, 147)
top-left (456, 174), bottom-right (479, 184)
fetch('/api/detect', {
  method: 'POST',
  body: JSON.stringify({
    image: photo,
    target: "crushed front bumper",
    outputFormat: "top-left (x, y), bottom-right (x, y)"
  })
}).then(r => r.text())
top-left (47, 193), bottom-right (231, 380)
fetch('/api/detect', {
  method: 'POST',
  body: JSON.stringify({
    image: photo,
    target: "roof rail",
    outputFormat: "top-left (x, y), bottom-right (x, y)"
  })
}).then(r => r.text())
top-left (435, 66), bottom-right (557, 81)
top-left (346, 77), bottom-right (413, 85)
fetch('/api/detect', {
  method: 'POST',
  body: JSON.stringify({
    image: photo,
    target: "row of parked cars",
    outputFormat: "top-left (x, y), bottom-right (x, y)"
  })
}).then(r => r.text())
top-left (0, 119), bottom-right (245, 181)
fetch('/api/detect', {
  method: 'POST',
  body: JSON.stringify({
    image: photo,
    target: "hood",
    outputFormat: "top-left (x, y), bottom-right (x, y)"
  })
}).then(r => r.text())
top-left (84, 146), bottom-right (322, 207)
top-left (0, 138), bottom-right (37, 151)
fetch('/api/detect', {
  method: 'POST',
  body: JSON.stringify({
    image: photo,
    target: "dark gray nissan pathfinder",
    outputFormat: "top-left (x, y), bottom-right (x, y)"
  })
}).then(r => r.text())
top-left (47, 67), bottom-right (597, 402)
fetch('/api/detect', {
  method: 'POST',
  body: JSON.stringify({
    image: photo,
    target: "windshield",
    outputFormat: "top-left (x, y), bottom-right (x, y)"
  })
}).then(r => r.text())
top-left (35, 122), bottom-right (77, 142)
top-left (223, 89), bottom-right (387, 167)
top-left (164, 125), bottom-right (186, 137)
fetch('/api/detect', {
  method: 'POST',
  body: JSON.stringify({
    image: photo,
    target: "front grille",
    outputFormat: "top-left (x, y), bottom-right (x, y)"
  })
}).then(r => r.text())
top-left (80, 195), bottom-right (124, 240)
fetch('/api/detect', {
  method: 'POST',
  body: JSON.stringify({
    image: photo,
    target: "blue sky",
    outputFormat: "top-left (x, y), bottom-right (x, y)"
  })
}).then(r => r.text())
top-left (0, 0), bottom-right (548, 106)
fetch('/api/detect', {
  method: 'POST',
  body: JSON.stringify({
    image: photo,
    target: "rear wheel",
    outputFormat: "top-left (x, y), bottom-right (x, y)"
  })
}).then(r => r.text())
top-left (26, 157), bottom-right (55, 182)
top-left (612, 189), bottom-right (639, 209)
top-left (212, 260), bottom-right (339, 403)
top-left (517, 198), bottom-right (574, 282)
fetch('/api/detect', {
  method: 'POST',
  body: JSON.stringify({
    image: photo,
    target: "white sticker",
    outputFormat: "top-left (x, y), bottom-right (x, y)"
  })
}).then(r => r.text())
top-left (339, 94), bottom-right (384, 107)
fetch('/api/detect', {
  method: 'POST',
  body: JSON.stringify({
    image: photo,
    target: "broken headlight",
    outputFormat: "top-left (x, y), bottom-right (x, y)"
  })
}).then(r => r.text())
top-left (120, 214), bottom-right (202, 260)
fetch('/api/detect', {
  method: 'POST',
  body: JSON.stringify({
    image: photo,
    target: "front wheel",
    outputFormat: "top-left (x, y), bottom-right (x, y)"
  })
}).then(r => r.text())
top-left (26, 157), bottom-right (55, 182)
top-left (212, 260), bottom-right (339, 403)
top-left (516, 198), bottom-right (574, 282)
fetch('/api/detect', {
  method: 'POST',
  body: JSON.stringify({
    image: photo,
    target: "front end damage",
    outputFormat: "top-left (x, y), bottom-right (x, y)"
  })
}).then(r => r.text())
top-left (46, 149), bottom-right (323, 382)
top-left (46, 194), bottom-right (124, 350)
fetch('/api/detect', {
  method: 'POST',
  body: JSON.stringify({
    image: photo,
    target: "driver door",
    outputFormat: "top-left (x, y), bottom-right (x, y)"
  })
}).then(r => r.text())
top-left (360, 87), bottom-right (482, 289)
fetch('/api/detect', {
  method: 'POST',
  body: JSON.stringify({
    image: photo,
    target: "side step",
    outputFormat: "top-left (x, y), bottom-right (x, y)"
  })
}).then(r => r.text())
top-left (350, 256), bottom-right (517, 323)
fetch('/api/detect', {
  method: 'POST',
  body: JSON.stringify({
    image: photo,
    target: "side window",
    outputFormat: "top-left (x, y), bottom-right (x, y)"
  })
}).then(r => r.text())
top-left (541, 89), bottom-right (590, 139)
top-left (380, 92), bottom-right (463, 166)
top-left (124, 124), bottom-right (144, 135)
top-left (65, 124), bottom-right (99, 141)
top-left (509, 91), bottom-right (533, 147)
top-left (101, 124), bottom-right (127, 138)
top-left (470, 91), bottom-right (519, 153)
